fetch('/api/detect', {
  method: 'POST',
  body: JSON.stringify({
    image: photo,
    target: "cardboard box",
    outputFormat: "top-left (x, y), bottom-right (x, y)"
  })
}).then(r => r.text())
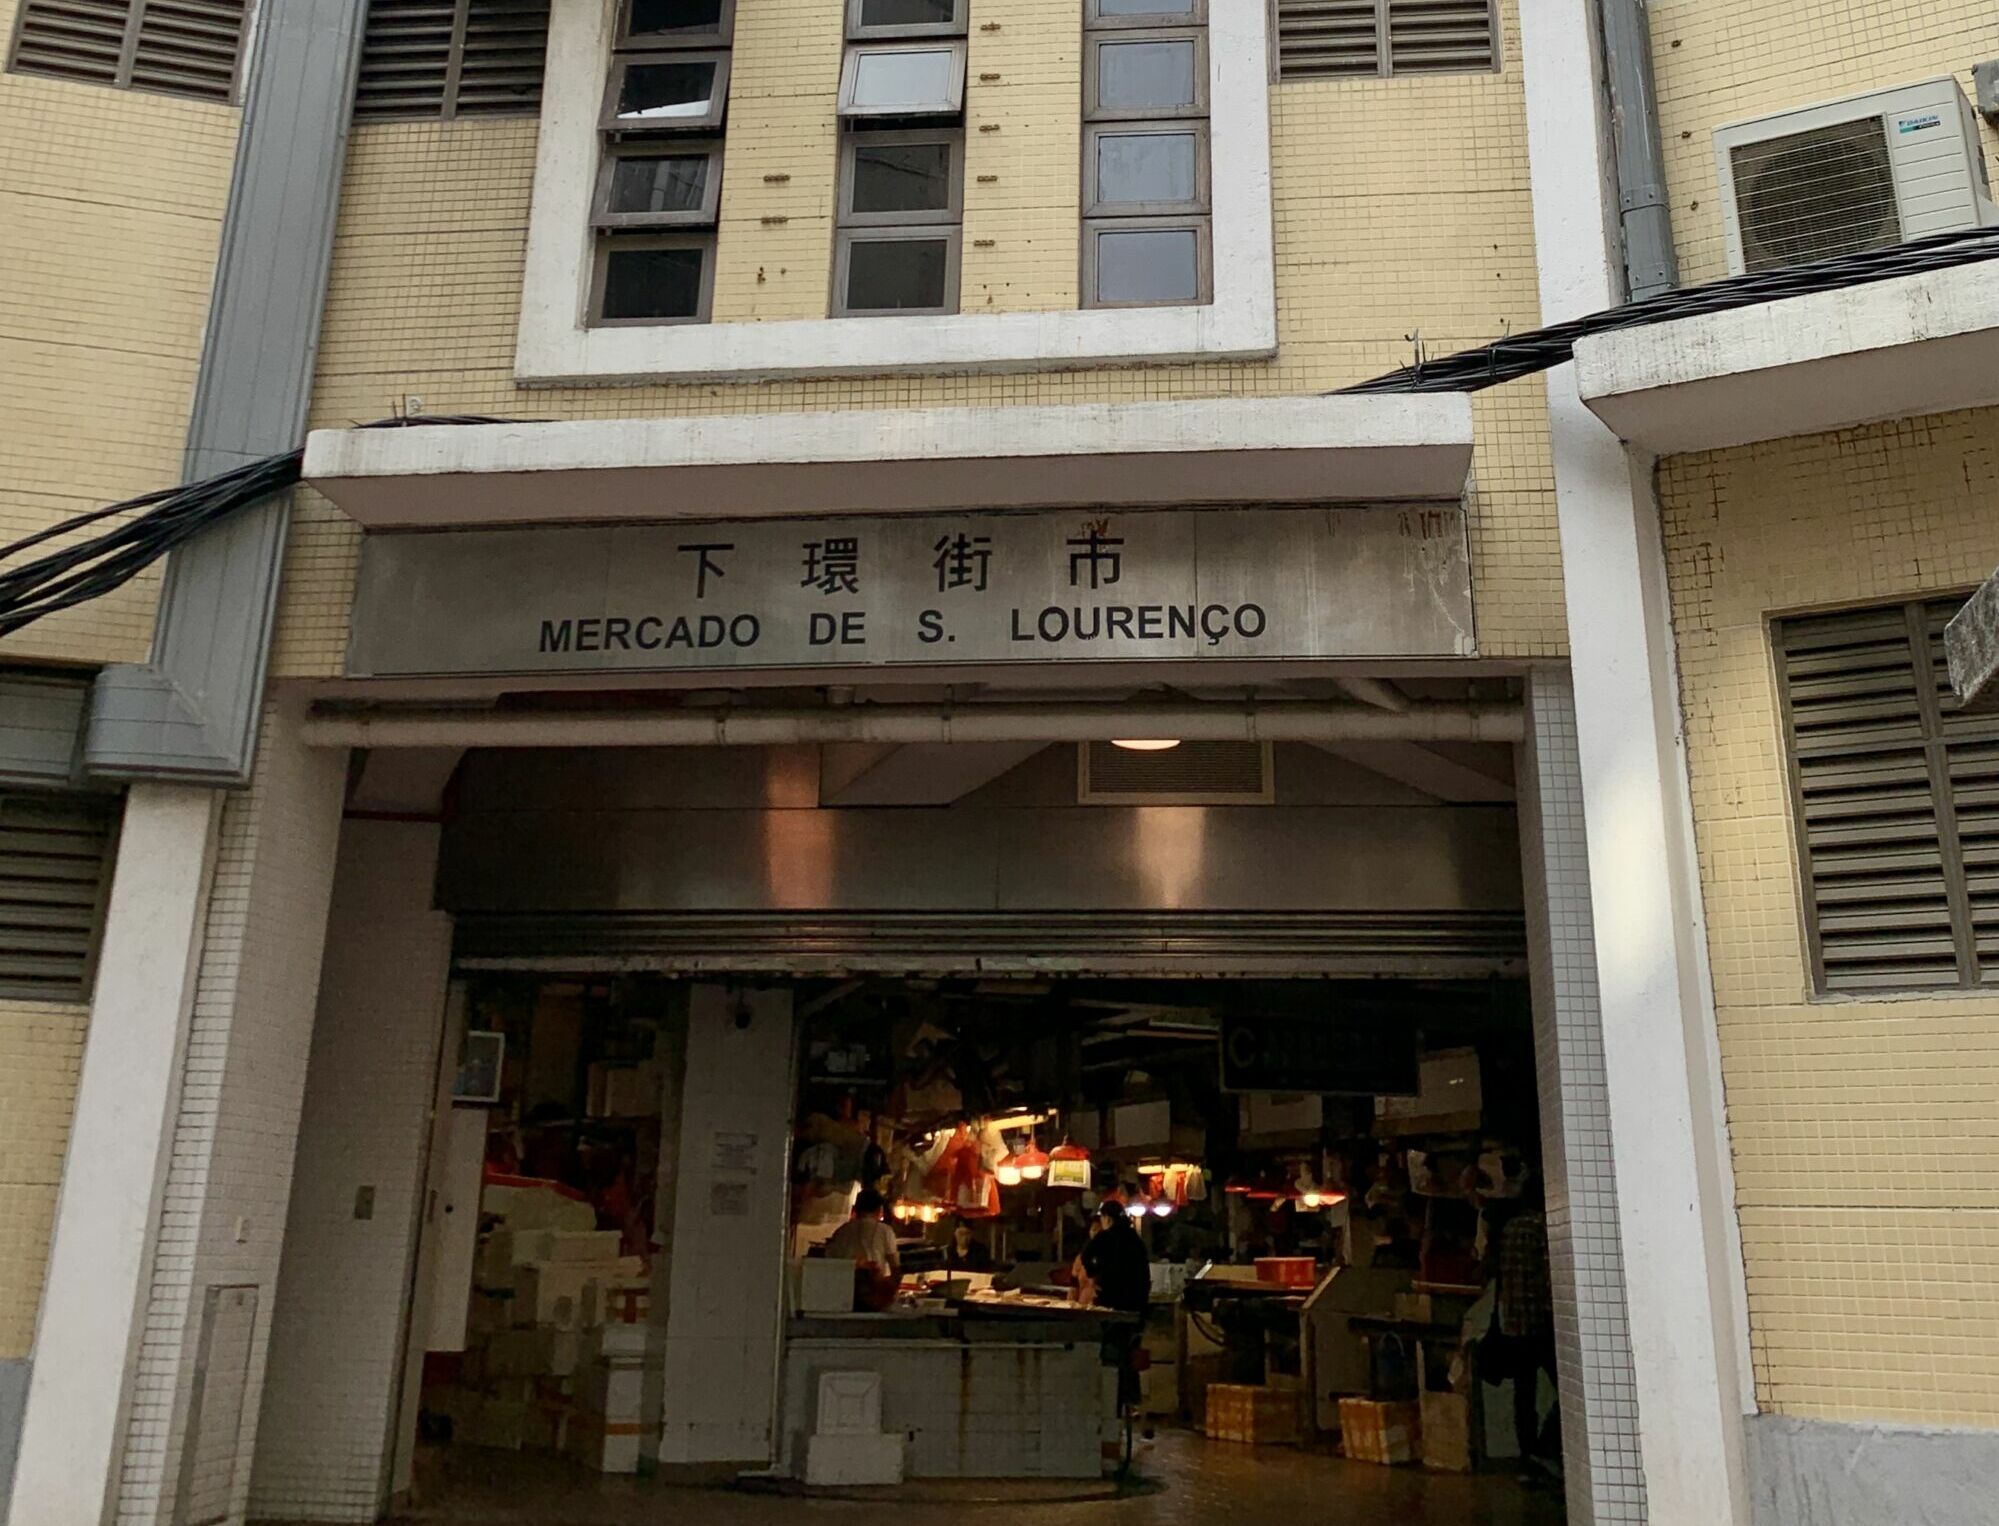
top-left (513, 1258), bottom-right (646, 1327)
top-left (1203, 1383), bottom-right (1300, 1445)
top-left (1420, 1391), bottom-right (1472, 1472)
top-left (1339, 1397), bottom-right (1420, 1465)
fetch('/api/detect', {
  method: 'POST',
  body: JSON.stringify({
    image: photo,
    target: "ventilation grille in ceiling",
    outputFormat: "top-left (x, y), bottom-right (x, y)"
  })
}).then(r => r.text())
top-left (1079, 741), bottom-right (1273, 804)
top-left (1776, 597), bottom-right (1998, 994)
top-left (1731, 116), bottom-right (1900, 273)
top-left (353, 0), bottom-right (549, 122)
top-left (1275, 0), bottom-right (1495, 81)
top-left (0, 791), bottom-right (120, 1002)
top-left (9, 0), bottom-right (249, 102)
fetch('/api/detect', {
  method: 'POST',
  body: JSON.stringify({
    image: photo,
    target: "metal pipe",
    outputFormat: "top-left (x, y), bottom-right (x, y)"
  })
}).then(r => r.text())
top-left (1599, 0), bottom-right (1679, 300)
top-left (300, 700), bottom-right (1524, 750)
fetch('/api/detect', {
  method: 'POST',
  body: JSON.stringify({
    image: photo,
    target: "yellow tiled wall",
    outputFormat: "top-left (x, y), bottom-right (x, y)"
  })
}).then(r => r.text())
top-left (0, 0), bottom-right (237, 667)
top-left (0, 999), bottom-right (88, 1360)
top-left (1660, 406), bottom-right (1999, 1426)
top-left (275, 0), bottom-right (1565, 674)
top-left (1649, 1), bottom-right (1999, 282)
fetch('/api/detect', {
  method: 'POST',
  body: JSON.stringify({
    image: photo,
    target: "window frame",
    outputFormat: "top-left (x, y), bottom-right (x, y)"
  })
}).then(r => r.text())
top-left (831, 224), bottom-right (964, 317)
top-left (593, 140), bottom-right (725, 228)
top-left (837, 127), bottom-right (965, 227)
top-left (1084, 0), bottom-right (1206, 29)
top-left (615, 0), bottom-right (735, 50)
top-left (588, 231), bottom-right (719, 326)
top-left (837, 39), bottom-right (968, 119)
top-left (844, 0), bottom-right (968, 41)
top-left (1081, 214), bottom-right (1212, 308)
top-left (599, 48), bottom-right (732, 133)
top-left (1083, 27), bottom-right (1208, 120)
top-left (1082, 120), bottom-right (1210, 217)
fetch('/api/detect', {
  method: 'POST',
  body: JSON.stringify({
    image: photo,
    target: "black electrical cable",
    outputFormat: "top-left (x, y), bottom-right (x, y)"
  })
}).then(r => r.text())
top-left (0, 415), bottom-right (512, 636)
top-left (1338, 223), bottom-right (1999, 395)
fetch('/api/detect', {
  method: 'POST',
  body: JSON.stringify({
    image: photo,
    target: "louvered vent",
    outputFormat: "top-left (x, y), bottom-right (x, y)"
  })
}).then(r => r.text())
top-left (1275, 0), bottom-right (1379, 80)
top-left (1276, 0), bottom-right (1495, 81)
top-left (1776, 598), bottom-right (1997, 993)
top-left (1079, 741), bottom-right (1273, 804)
top-left (1731, 117), bottom-right (1899, 273)
top-left (353, 0), bottom-right (548, 122)
top-left (0, 791), bottom-right (120, 1002)
top-left (9, 0), bottom-right (248, 101)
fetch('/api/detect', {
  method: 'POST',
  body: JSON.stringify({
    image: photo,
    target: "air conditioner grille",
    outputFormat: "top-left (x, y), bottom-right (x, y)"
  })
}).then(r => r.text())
top-left (1731, 117), bottom-right (1900, 273)
top-left (1080, 741), bottom-right (1272, 803)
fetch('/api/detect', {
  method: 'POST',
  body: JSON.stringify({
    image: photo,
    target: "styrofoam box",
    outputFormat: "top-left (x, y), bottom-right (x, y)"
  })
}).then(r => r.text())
top-left (806, 1433), bottom-right (905, 1488)
top-left (795, 1257), bottom-right (857, 1313)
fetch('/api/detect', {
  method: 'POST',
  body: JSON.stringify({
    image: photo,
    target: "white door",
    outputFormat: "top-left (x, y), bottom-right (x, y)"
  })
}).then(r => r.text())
top-left (422, 1103), bottom-right (489, 1352)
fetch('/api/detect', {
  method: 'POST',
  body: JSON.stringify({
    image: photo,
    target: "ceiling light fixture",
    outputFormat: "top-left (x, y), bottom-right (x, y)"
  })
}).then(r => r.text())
top-left (1110, 739), bottom-right (1181, 751)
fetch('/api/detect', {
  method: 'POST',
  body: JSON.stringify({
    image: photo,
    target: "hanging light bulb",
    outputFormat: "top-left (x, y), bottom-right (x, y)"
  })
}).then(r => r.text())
top-left (1015, 1141), bottom-right (1050, 1181)
top-left (1111, 739), bottom-right (1180, 751)
top-left (995, 1153), bottom-right (1023, 1187)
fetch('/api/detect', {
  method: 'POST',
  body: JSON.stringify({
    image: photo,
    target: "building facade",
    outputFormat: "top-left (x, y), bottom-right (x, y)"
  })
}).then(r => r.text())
top-left (0, 0), bottom-right (1995, 1522)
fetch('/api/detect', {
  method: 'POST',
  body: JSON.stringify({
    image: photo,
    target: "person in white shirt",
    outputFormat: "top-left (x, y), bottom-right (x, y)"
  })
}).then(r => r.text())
top-left (823, 1187), bottom-right (900, 1275)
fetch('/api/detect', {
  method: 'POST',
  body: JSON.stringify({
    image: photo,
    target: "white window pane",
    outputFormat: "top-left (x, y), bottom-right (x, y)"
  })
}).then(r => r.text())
top-left (1096, 227), bottom-right (1198, 303)
top-left (1098, 39), bottom-right (1195, 110)
top-left (850, 48), bottom-right (959, 111)
top-left (615, 60), bottom-right (719, 120)
top-left (1100, 0), bottom-right (1196, 14)
top-left (1097, 132), bottom-right (1196, 204)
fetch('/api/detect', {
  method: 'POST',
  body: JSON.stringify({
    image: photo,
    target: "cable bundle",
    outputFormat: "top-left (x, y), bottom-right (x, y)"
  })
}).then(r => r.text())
top-left (0, 416), bottom-right (506, 636)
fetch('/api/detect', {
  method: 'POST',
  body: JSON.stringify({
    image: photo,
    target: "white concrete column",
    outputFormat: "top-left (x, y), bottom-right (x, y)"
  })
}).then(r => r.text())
top-left (7, 786), bottom-right (221, 1526)
top-left (1517, 5), bottom-right (1754, 1523)
top-left (247, 820), bottom-right (452, 1522)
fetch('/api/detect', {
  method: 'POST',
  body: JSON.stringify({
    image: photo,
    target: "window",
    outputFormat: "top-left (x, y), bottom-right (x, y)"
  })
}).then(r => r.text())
top-left (591, 233), bottom-right (716, 323)
top-left (601, 49), bottom-right (730, 131)
top-left (594, 142), bottom-right (724, 227)
top-left (619, 0), bottom-right (731, 48)
top-left (838, 41), bottom-right (966, 118)
top-left (8, 0), bottom-right (250, 103)
top-left (834, 131), bottom-right (962, 312)
top-left (1774, 596), bottom-right (1999, 994)
top-left (0, 790), bottom-right (120, 1003)
top-left (847, 0), bottom-right (966, 39)
top-left (1274, 0), bottom-right (1498, 81)
top-left (1084, 121), bottom-right (1207, 215)
top-left (1085, 29), bottom-right (1205, 118)
top-left (352, 0), bottom-right (551, 120)
top-left (1081, 2), bottom-right (1208, 307)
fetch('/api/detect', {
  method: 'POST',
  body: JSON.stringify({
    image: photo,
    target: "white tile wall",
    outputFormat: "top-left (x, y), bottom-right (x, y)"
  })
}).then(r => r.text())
top-left (247, 820), bottom-right (452, 1522)
top-left (655, 985), bottom-right (797, 1467)
top-left (1520, 666), bottom-right (1648, 1526)
top-left (112, 696), bottom-right (349, 1526)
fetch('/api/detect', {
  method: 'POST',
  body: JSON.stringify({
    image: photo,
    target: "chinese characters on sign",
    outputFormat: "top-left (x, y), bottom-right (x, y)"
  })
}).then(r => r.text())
top-left (348, 506), bottom-right (1476, 677)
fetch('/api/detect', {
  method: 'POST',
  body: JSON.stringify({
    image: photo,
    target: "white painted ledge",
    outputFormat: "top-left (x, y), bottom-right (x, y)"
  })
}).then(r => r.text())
top-left (302, 395), bottom-right (1475, 528)
top-left (1575, 261), bottom-right (1999, 454)
top-left (515, 0), bottom-right (1274, 382)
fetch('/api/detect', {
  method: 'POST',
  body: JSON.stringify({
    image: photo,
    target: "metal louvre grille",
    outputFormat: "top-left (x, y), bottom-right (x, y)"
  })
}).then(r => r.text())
top-left (1080, 740), bottom-right (1273, 803)
top-left (353, 0), bottom-right (547, 122)
top-left (1276, 0), bottom-right (1495, 81)
top-left (0, 791), bottom-right (120, 1002)
top-left (1731, 117), bottom-right (1900, 273)
top-left (1776, 598), bottom-right (1995, 993)
top-left (9, 0), bottom-right (248, 100)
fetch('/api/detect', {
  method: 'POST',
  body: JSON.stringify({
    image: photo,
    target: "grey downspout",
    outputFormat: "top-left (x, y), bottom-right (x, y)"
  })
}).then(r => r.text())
top-left (1598, 0), bottom-right (1679, 300)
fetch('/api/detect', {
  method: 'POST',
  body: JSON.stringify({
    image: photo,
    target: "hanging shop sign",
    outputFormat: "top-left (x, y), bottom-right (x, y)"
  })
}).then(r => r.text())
top-left (345, 505), bottom-right (1474, 677)
top-left (1220, 1013), bottom-right (1420, 1097)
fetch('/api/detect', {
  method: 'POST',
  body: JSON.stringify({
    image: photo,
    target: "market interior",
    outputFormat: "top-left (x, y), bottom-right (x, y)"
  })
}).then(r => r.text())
top-left (404, 969), bottom-right (1566, 1522)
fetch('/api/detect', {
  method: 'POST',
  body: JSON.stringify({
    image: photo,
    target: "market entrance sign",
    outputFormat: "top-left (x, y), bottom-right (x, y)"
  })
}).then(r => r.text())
top-left (346, 505), bottom-right (1474, 678)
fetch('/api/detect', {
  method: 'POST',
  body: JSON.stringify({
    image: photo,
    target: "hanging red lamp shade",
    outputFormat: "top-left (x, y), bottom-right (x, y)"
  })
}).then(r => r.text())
top-left (995, 1152), bottom-right (1024, 1187)
top-left (1047, 1139), bottom-right (1090, 1189)
top-left (1014, 1141), bottom-right (1050, 1182)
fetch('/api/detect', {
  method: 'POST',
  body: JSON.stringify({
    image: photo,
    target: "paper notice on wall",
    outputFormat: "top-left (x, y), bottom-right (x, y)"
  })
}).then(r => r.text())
top-left (710, 1182), bottom-right (750, 1217)
top-left (712, 1130), bottom-right (758, 1174)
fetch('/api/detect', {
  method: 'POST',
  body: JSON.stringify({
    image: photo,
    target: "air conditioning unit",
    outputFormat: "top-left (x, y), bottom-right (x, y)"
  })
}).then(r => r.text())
top-left (1715, 78), bottom-right (1998, 276)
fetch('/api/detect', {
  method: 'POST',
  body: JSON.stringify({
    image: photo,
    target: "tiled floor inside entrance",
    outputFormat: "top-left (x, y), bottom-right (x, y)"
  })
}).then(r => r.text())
top-left (375, 1430), bottom-right (1566, 1526)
